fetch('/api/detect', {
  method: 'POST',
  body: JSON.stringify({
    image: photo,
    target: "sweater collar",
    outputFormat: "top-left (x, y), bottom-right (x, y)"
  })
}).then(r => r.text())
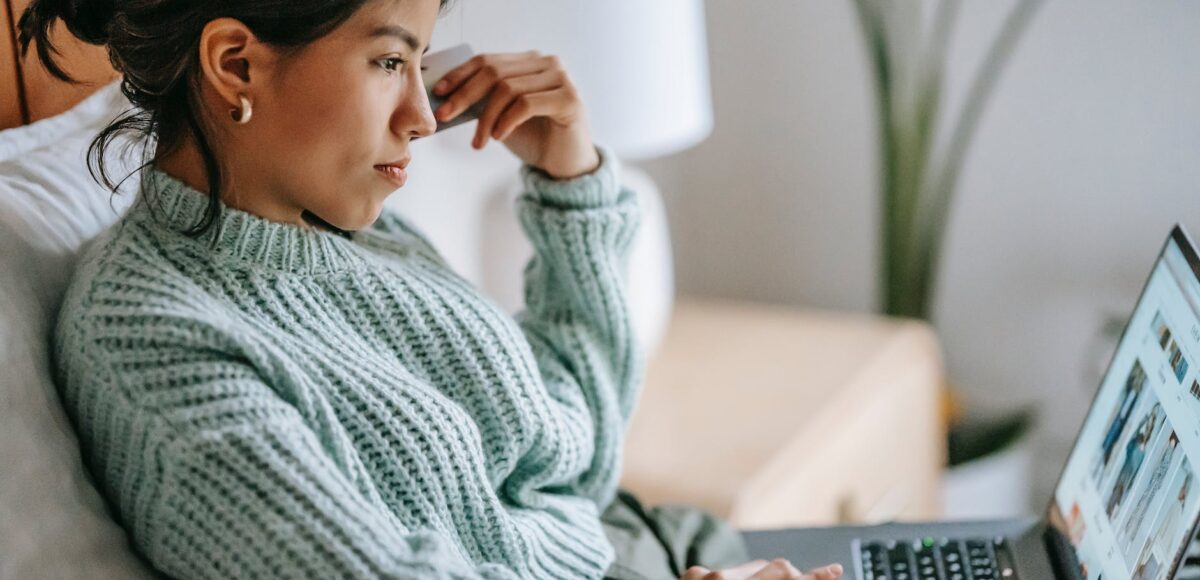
top-left (138, 165), bottom-right (366, 275)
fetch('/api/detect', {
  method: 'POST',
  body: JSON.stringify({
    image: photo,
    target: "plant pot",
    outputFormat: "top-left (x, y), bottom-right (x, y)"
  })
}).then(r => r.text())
top-left (941, 409), bottom-right (1037, 519)
top-left (942, 440), bottom-right (1035, 520)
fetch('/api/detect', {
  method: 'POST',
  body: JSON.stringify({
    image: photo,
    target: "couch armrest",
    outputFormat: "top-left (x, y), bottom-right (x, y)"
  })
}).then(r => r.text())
top-left (620, 298), bottom-right (946, 530)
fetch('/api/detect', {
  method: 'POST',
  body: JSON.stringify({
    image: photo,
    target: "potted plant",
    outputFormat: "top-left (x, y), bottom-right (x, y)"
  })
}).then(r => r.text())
top-left (850, 0), bottom-right (1045, 518)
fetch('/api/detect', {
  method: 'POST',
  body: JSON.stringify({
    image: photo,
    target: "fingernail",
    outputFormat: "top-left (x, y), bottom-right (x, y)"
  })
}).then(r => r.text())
top-left (434, 79), bottom-right (448, 92)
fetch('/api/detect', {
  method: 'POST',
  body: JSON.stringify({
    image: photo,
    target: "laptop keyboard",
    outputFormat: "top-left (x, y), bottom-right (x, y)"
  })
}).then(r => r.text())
top-left (856, 536), bottom-right (1018, 580)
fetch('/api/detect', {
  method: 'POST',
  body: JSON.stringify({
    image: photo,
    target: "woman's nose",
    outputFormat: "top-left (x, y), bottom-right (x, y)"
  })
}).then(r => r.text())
top-left (410, 85), bottom-right (438, 139)
top-left (395, 80), bottom-right (437, 139)
top-left (410, 99), bottom-right (437, 139)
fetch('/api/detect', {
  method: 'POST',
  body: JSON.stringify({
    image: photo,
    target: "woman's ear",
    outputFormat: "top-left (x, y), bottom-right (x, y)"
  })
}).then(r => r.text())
top-left (197, 17), bottom-right (268, 113)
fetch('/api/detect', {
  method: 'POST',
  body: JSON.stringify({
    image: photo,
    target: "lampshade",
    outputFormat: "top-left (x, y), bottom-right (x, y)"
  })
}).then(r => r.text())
top-left (431, 0), bottom-right (714, 161)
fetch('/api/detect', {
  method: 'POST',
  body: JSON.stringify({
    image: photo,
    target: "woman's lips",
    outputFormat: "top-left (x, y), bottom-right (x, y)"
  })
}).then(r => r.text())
top-left (374, 164), bottom-right (407, 187)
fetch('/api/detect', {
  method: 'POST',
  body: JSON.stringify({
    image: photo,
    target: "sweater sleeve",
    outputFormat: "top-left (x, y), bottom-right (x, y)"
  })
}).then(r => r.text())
top-left (512, 143), bottom-right (644, 509)
top-left (54, 311), bottom-right (519, 580)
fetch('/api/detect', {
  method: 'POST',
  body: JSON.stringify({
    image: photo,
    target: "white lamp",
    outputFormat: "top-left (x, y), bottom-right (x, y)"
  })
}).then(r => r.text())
top-left (430, 0), bottom-right (713, 161)
top-left (422, 0), bottom-right (714, 359)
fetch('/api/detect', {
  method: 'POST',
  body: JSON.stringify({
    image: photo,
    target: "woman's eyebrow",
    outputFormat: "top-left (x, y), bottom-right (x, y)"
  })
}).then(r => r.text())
top-left (366, 25), bottom-right (430, 54)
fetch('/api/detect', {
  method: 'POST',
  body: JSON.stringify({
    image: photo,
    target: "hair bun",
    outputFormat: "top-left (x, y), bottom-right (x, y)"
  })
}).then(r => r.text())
top-left (61, 0), bottom-right (117, 45)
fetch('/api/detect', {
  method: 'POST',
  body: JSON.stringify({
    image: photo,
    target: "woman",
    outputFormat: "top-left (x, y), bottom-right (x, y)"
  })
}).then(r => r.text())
top-left (20, 0), bottom-right (843, 578)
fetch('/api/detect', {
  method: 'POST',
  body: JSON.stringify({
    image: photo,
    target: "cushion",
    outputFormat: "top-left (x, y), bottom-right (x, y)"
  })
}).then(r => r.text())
top-left (0, 80), bottom-right (157, 578)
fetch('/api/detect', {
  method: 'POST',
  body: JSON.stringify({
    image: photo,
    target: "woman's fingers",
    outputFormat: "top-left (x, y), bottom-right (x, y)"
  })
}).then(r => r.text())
top-left (432, 50), bottom-right (536, 94)
top-left (489, 88), bottom-right (577, 145)
top-left (721, 559), bottom-right (770, 577)
top-left (806, 563), bottom-right (843, 579)
top-left (680, 565), bottom-right (722, 580)
top-left (432, 52), bottom-right (549, 120)
top-left (680, 559), bottom-right (841, 580)
top-left (428, 49), bottom-right (594, 174)
top-left (748, 559), bottom-right (803, 579)
top-left (472, 68), bottom-right (567, 147)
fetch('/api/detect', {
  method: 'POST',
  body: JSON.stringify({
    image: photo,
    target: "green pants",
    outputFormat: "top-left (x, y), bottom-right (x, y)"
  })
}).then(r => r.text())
top-left (600, 489), bottom-right (751, 580)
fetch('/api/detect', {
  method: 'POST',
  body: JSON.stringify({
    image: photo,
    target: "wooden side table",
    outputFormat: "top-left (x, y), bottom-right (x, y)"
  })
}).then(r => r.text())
top-left (620, 298), bottom-right (946, 530)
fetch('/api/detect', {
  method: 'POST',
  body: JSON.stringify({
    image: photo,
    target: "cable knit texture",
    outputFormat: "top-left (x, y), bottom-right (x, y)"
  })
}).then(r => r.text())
top-left (52, 144), bottom-right (643, 579)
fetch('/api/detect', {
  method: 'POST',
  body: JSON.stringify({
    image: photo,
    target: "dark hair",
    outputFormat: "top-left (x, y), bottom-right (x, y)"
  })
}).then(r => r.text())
top-left (17, 0), bottom-right (453, 236)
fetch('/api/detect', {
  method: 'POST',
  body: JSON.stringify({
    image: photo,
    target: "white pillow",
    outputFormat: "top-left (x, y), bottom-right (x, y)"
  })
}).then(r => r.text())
top-left (0, 80), bottom-right (157, 578)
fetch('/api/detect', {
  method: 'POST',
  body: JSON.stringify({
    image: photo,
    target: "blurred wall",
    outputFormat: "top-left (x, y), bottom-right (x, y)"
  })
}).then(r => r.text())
top-left (636, 0), bottom-right (1200, 507)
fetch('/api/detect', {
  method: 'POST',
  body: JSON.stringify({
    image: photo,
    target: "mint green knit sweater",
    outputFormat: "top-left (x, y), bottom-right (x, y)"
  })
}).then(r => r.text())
top-left (53, 144), bottom-right (643, 579)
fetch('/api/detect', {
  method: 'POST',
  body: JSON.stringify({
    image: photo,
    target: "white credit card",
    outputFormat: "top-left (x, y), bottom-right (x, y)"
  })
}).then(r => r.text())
top-left (422, 43), bottom-right (483, 133)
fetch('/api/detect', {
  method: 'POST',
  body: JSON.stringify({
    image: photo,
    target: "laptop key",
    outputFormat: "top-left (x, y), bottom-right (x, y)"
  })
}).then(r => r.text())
top-left (914, 540), bottom-right (941, 580)
top-left (888, 541), bottom-right (915, 579)
top-left (862, 541), bottom-right (890, 580)
top-left (992, 537), bottom-right (1017, 579)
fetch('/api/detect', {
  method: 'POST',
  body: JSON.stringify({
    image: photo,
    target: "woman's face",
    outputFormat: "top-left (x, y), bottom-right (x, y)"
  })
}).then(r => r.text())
top-left (208, 0), bottom-right (440, 231)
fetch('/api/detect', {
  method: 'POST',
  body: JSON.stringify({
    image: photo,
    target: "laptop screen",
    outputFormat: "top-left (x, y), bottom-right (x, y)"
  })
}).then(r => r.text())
top-left (1050, 227), bottom-right (1200, 580)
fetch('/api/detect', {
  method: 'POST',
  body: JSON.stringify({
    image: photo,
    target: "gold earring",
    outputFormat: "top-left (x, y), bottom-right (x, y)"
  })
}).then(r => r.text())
top-left (230, 94), bottom-right (253, 124)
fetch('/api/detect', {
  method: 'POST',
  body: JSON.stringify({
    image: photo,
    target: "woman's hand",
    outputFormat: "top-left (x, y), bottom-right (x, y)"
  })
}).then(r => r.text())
top-left (430, 51), bottom-right (600, 180)
top-left (680, 558), bottom-right (844, 580)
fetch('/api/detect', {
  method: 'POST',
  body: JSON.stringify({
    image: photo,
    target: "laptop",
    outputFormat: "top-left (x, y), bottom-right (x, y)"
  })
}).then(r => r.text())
top-left (743, 225), bottom-right (1200, 580)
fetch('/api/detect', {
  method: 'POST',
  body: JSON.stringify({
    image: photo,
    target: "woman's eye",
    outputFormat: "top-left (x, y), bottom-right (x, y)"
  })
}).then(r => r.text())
top-left (378, 58), bottom-right (405, 73)
top-left (378, 58), bottom-right (429, 74)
